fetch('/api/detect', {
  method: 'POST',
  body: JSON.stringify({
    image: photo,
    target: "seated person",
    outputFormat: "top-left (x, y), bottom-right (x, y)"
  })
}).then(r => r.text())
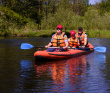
top-left (76, 27), bottom-right (88, 48)
top-left (45, 25), bottom-right (68, 52)
top-left (68, 30), bottom-right (78, 48)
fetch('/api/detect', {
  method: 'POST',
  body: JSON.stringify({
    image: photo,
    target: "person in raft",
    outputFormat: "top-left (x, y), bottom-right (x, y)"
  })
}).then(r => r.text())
top-left (45, 25), bottom-right (68, 52)
top-left (76, 27), bottom-right (88, 48)
top-left (68, 30), bottom-right (78, 48)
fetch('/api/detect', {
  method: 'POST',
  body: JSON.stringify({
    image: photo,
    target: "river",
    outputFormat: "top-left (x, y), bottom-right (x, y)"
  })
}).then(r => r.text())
top-left (0, 37), bottom-right (110, 93)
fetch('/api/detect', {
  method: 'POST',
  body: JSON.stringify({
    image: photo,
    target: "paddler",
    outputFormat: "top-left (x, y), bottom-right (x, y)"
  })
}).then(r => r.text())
top-left (45, 25), bottom-right (68, 52)
top-left (68, 30), bottom-right (78, 48)
top-left (76, 27), bottom-right (88, 48)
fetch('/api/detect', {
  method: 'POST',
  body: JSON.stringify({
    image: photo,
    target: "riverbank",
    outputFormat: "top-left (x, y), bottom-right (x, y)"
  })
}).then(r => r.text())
top-left (0, 30), bottom-right (110, 38)
top-left (37, 30), bottom-right (110, 38)
top-left (86, 30), bottom-right (110, 38)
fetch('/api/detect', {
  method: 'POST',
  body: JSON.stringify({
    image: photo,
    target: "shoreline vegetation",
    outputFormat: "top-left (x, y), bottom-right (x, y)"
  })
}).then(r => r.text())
top-left (0, 29), bottom-right (110, 38)
top-left (0, 0), bottom-right (110, 38)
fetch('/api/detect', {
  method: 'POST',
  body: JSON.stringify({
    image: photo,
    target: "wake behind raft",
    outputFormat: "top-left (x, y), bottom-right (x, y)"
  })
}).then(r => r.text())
top-left (34, 43), bottom-right (94, 61)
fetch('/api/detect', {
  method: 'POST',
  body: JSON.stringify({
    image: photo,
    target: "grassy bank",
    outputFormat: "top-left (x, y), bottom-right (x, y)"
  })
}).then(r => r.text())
top-left (1, 29), bottom-right (109, 38)
top-left (86, 30), bottom-right (110, 38)
top-left (36, 30), bottom-right (110, 38)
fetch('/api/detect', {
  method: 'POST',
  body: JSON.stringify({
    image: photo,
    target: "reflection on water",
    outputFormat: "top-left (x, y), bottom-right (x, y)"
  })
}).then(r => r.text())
top-left (20, 60), bottom-right (33, 77)
top-left (21, 60), bottom-right (33, 71)
top-left (33, 52), bottom-right (109, 92)
top-left (85, 53), bottom-right (108, 93)
top-left (34, 55), bottom-right (88, 92)
top-left (0, 37), bottom-right (110, 93)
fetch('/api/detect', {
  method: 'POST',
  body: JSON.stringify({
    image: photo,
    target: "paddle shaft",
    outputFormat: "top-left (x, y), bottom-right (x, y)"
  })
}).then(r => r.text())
top-left (35, 46), bottom-right (91, 51)
top-left (34, 46), bottom-right (65, 48)
top-left (21, 43), bottom-right (106, 52)
top-left (20, 43), bottom-right (106, 52)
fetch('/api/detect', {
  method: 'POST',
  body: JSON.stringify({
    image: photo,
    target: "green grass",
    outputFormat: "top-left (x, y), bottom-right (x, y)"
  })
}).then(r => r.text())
top-left (0, 29), bottom-right (110, 38)
top-left (34, 30), bottom-right (110, 38)
top-left (86, 30), bottom-right (110, 38)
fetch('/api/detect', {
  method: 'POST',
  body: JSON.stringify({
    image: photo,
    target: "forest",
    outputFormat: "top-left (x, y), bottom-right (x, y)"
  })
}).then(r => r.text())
top-left (0, 0), bottom-right (110, 37)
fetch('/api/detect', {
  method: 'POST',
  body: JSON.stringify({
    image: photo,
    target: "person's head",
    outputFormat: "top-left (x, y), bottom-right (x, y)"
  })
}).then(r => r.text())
top-left (78, 27), bottom-right (83, 34)
top-left (56, 25), bottom-right (62, 35)
top-left (70, 30), bottom-right (75, 38)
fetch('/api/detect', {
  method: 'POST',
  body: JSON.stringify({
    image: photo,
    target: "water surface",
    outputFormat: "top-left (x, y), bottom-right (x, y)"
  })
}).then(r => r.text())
top-left (0, 37), bottom-right (110, 93)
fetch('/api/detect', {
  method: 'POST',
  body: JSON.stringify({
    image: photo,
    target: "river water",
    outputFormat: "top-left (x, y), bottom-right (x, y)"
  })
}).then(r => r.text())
top-left (0, 37), bottom-right (110, 93)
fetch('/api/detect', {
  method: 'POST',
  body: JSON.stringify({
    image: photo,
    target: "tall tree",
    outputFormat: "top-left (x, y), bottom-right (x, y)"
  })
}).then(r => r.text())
top-left (72, 0), bottom-right (89, 16)
top-left (99, 0), bottom-right (110, 14)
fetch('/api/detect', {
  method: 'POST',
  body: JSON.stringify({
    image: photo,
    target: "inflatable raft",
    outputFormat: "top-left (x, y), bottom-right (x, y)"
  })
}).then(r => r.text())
top-left (34, 43), bottom-right (94, 60)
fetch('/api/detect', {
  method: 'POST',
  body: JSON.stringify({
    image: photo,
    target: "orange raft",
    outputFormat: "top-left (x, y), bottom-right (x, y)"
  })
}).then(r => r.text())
top-left (34, 43), bottom-right (94, 60)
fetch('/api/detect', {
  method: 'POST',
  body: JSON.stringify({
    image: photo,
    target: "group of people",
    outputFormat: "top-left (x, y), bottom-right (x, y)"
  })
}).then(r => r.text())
top-left (45, 25), bottom-right (88, 52)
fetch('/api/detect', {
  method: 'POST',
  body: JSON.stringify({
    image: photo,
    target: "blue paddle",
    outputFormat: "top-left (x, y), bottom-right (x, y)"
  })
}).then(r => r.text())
top-left (94, 47), bottom-right (106, 53)
top-left (20, 43), bottom-right (106, 53)
top-left (20, 43), bottom-right (44, 49)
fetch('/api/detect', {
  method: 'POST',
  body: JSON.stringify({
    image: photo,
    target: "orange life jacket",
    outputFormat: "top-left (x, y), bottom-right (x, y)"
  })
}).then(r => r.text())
top-left (52, 32), bottom-right (66, 47)
top-left (76, 32), bottom-right (86, 45)
top-left (69, 37), bottom-right (78, 47)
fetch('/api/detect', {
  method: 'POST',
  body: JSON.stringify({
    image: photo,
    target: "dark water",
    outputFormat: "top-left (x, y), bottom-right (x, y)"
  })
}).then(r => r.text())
top-left (0, 37), bottom-right (110, 93)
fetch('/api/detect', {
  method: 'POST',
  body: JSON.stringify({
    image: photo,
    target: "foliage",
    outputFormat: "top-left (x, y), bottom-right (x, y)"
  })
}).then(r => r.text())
top-left (84, 6), bottom-right (110, 30)
top-left (0, 6), bottom-right (29, 25)
top-left (0, 0), bottom-right (110, 37)
top-left (0, 5), bottom-right (34, 36)
top-left (41, 7), bottom-right (74, 30)
top-left (99, 0), bottom-right (110, 14)
top-left (72, 2), bottom-right (88, 16)
top-left (86, 30), bottom-right (110, 38)
top-left (84, 7), bottom-right (101, 29)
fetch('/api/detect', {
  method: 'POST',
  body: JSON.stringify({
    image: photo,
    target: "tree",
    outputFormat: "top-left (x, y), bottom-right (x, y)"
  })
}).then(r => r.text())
top-left (72, 0), bottom-right (89, 16)
top-left (99, 0), bottom-right (110, 14)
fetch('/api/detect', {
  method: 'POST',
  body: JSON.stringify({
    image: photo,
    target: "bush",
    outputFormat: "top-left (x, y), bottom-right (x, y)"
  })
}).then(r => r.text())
top-left (0, 6), bottom-right (29, 26)
top-left (41, 7), bottom-right (75, 30)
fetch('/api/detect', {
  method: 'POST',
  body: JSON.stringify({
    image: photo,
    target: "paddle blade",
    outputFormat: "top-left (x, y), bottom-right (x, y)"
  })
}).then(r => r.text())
top-left (94, 47), bottom-right (106, 53)
top-left (20, 43), bottom-right (34, 49)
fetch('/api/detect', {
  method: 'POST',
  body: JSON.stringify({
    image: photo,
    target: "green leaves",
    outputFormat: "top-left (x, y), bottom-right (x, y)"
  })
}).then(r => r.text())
top-left (0, 6), bottom-right (29, 25)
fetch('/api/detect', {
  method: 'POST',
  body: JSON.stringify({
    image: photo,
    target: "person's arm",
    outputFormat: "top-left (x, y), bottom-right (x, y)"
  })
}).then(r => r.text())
top-left (68, 38), bottom-right (70, 42)
top-left (65, 41), bottom-right (68, 48)
top-left (77, 38), bottom-right (80, 46)
top-left (84, 38), bottom-right (87, 46)
top-left (84, 34), bottom-right (87, 46)
top-left (45, 42), bottom-right (52, 48)
top-left (63, 35), bottom-right (68, 48)
top-left (45, 34), bottom-right (54, 48)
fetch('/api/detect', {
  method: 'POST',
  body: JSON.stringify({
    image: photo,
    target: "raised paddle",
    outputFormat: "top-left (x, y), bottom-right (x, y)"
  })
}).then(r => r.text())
top-left (20, 43), bottom-right (106, 53)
